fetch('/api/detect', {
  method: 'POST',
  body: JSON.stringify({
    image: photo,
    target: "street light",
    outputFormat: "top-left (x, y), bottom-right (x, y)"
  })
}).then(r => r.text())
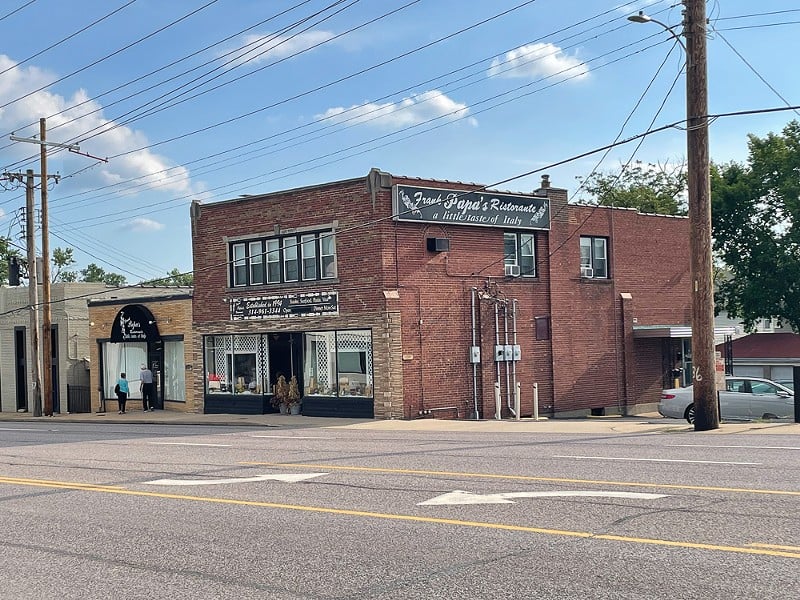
top-left (629, 0), bottom-right (719, 431)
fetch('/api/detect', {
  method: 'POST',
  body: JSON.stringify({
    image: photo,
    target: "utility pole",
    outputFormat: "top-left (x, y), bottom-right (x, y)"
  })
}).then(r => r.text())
top-left (40, 118), bottom-right (53, 416)
top-left (25, 169), bottom-right (43, 417)
top-left (684, 0), bottom-right (718, 431)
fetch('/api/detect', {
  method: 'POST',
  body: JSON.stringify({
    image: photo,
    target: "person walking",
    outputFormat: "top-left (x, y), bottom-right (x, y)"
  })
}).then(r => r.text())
top-left (140, 363), bottom-right (155, 411)
top-left (115, 373), bottom-right (129, 414)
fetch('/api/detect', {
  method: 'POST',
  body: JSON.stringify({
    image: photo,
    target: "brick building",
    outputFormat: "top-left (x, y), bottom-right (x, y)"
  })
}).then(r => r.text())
top-left (190, 169), bottom-right (694, 419)
top-left (88, 290), bottom-right (194, 413)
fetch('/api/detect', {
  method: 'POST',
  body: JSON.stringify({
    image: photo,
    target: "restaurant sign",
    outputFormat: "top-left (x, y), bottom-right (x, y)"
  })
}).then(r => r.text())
top-left (393, 184), bottom-right (550, 230)
top-left (230, 291), bottom-right (339, 320)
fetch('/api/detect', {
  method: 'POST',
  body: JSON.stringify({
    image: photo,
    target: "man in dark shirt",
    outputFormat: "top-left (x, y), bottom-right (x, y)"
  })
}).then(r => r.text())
top-left (140, 364), bottom-right (155, 411)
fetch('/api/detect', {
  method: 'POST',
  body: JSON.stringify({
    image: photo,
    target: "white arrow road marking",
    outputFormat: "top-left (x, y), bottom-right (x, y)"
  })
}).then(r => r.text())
top-left (418, 490), bottom-right (669, 506)
top-left (144, 473), bottom-right (327, 486)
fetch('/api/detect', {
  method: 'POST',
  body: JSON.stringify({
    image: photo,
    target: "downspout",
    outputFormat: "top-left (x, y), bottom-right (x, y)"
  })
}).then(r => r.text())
top-left (504, 300), bottom-right (516, 417)
top-left (511, 298), bottom-right (519, 416)
top-left (494, 301), bottom-right (502, 419)
top-left (471, 287), bottom-right (480, 420)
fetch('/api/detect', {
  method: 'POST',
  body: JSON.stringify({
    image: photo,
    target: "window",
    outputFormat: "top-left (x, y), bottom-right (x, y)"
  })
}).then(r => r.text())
top-left (301, 234), bottom-right (317, 280)
top-left (579, 236), bottom-right (608, 278)
top-left (164, 340), bottom-right (186, 402)
top-left (303, 329), bottom-right (373, 398)
top-left (232, 243), bottom-right (247, 286)
top-left (229, 230), bottom-right (335, 287)
top-left (504, 232), bottom-right (536, 276)
top-left (249, 241), bottom-right (264, 285)
top-left (203, 334), bottom-right (268, 395)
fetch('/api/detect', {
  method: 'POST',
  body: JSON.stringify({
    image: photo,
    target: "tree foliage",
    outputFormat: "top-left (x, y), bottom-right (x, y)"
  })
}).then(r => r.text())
top-left (711, 120), bottom-right (800, 332)
top-left (576, 160), bottom-right (688, 215)
top-left (80, 263), bottom-right (127, 286)
top-left (144, 268), bottom-right (193, 287)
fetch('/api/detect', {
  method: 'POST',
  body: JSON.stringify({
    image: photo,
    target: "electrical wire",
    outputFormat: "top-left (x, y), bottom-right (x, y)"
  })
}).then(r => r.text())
top-left (710, 24), bottom-right (800, 118)
top-left (6, 101), bottom-right (800, 318)
top-left (0, 1), bottom-right (137, 79)
top-left (0, 0), bottom-right (36, 23)
top-left (0, 0), bottom-right (222, 112)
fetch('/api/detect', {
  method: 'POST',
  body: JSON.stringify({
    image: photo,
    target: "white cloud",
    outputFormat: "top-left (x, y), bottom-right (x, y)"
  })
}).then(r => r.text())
top-left (129, 217), bottom-right (164, 232)
top-left (315, 90), bottom-right (477, 129)
top-left (0, 54), bottom-right (199, 198)
top-left (487, 43), bottom-right (589, 81)
top-left (220, 31), bottom-right (336, 68)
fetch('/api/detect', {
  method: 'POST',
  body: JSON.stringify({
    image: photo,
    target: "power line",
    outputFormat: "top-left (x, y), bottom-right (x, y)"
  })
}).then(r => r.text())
top-left (0, 1), bottom-right (137, 79)
top-left (0, 0), bottom-right (36, 22)
top-left (0, 0), bottom-right (221, 112)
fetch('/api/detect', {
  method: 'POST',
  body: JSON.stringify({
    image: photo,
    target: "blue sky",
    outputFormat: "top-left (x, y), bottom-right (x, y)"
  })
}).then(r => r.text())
top-left (1, 0), bottom-right (798, 282)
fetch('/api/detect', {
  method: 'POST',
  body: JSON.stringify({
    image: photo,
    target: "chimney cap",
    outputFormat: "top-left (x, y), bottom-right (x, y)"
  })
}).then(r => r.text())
top-left (540, 174), bottom-right (550, 189)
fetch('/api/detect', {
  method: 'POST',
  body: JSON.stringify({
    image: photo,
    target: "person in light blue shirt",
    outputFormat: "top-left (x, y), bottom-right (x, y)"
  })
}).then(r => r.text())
top-left (115, 373), bottom-right (129, 414)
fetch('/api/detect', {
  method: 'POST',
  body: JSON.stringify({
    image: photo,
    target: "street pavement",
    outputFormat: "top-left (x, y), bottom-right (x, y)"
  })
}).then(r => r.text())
top-left (1, 407), bottom-right (798, 434)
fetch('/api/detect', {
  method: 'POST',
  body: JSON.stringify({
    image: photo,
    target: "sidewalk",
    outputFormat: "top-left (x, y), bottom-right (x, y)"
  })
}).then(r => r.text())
top-left (0, 409), bottom-right (797, 434)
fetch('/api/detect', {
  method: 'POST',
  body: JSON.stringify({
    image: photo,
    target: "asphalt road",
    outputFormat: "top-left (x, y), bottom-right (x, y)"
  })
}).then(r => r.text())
top-left (0, 423), bottom-right (798, 599)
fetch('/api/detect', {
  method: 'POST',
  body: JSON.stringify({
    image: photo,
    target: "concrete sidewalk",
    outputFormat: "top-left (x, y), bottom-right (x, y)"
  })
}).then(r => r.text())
top-left (0, 409), bottom-right (797, 434)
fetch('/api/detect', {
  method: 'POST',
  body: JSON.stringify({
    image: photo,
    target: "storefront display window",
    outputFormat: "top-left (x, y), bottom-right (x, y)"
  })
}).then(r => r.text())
top-left (164, 340), bottom-right (185, 402)
top-left (204, 334), bottom-right (267, 394)
top-left (303, 329), bottom-right (373, 398)
top-left (102, 341), bottom-right (147, 399)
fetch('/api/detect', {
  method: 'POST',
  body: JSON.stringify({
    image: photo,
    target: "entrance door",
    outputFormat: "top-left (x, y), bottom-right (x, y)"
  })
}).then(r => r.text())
top-left (50, 325), bottom-right (60, 413)
top-left (268, 333), bottom-right (303, 395)
top-left (14, 327), bottom-right (27, 411)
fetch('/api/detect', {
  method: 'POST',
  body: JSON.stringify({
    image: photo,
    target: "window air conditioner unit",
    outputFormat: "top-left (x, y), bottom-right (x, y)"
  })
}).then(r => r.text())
top-left (580, 266), bottom-right (594, 278)
top-left (504, 264), bottom-right (521, 277)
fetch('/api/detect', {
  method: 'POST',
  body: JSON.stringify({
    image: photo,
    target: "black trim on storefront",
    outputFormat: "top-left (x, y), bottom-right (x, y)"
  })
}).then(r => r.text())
top-left (204, 394), bottom-right (274, 415)
top-left (302, 396), bottom-right (374, 418)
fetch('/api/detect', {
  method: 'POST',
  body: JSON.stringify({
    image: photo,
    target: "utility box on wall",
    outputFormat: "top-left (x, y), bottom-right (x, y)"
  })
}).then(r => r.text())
top-left (469, 346), bottom-right (481, 363)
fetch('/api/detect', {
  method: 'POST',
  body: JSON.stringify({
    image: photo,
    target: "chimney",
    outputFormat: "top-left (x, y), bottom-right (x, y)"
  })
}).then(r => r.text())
top-left (540, 174), bottom-right (550, 189)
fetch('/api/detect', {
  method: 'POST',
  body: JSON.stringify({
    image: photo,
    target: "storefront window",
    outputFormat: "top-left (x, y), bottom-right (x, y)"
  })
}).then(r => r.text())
top-left (164, 340), bottom-right (185, 402)
top-left (102, 341), bottom-right (147, 399)
top-left (303, 329), bottom-right (372, 398)
top-left (204, 334), bottom-right (267, 394)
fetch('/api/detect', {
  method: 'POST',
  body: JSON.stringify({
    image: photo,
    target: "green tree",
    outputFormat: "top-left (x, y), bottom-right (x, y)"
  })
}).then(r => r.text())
top-left (144, 268), bottom-right (193, 286)
top-left (576, 160), bottom-right (688, 215)
top-left (80, 263), bottom-right (127, 286)
top-left (711, 120), bottom-right (800, 332)
top-left (52, 247), bottom-right (78, 282)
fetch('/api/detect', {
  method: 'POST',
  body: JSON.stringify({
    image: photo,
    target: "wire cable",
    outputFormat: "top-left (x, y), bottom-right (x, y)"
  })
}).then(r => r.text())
top-left (0, 0), bottom-right (36, 22)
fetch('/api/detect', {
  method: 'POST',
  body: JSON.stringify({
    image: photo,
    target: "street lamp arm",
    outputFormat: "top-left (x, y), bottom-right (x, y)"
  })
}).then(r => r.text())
top-left (628, 11), bottom-right (686, 51)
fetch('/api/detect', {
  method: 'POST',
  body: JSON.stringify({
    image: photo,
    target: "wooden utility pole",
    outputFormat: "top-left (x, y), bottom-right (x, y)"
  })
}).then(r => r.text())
top-left (40, 118), bottom-right (53, 416)
top-left (25, 169), bottom-right (43, 417)
top-left (684, 0), bottom-right (718, 430)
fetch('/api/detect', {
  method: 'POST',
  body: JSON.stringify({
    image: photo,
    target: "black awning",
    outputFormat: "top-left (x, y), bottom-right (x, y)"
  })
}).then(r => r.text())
top-left (109, 304), bottom-right (161, 343)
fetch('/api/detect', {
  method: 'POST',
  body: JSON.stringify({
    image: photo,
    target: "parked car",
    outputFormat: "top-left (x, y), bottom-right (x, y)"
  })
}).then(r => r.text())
top-left (774, 379), bottom-right (794, 391)
top-left (659, 376), bottom-right (794, 423)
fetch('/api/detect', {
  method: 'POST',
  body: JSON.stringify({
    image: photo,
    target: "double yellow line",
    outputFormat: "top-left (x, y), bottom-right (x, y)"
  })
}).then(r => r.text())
top-left (1, 472), bottom-right (798, 560)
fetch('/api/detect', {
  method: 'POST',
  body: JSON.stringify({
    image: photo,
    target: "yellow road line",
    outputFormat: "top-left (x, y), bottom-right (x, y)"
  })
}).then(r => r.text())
top-left (242, 462), bottom-right (800, 497)
top-left (748, 543), bottom-right (800, 552)
top-left (0, 475), bottom-right (798, 560)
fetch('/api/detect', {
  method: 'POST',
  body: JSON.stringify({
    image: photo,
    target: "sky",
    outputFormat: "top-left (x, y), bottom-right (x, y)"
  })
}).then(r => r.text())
top-left (0, 0), bottom-right (798, 283)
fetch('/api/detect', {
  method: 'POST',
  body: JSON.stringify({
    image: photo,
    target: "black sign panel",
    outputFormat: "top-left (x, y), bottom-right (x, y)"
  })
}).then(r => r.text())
top-left (230, 291), bottom-right (339, 320)
top-left (110, 304), bottom-right (161, 343)
top-left (393, 184), bottom-right (550, 230)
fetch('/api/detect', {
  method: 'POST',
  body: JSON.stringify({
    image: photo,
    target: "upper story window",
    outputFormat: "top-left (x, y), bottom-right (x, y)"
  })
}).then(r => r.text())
top-left (503, 232), bottom-right (536, 277)
top-left (580, 236), bottom-right (608, 278)
top-left (230, 231), bottom-right (336, 287)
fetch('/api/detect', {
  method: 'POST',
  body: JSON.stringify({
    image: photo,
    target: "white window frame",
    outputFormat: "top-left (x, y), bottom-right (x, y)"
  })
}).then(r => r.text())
top-left (580, 236), bottom-right (609, 279)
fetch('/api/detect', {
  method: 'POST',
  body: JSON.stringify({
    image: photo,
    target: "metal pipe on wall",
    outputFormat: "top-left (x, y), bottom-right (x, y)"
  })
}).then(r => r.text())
top-left (511, 299), bottom-right (519, 417)
top-left (503, 301), bottom-right (515, 417)
top-left (470, 287), bottom-right (480, 420)
top-left (494, 302), bottom-right (502, 419)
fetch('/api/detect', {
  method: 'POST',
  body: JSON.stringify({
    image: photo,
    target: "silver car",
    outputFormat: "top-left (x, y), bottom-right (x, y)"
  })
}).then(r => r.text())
top-left (659, 376), bottom-right (795, 423)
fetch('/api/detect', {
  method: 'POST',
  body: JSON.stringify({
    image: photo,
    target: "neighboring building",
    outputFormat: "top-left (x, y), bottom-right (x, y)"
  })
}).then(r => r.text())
top-left (88, 290), bottom-right (194, 413)
top-left (717, 332), bottom-right (800, 382)
top-left (190, 169), bottom-right (699, 419)
top-left (0, 282), bottom-right (109, 413)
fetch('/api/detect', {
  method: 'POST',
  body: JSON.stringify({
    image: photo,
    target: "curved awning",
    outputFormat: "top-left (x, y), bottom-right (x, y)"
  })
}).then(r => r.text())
top-left (109, 304), bottom-right (161, 343)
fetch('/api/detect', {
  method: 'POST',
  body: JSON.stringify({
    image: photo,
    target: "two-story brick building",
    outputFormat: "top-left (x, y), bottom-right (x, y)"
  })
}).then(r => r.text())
top-left (190, 169), bottom-right (695, 419)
